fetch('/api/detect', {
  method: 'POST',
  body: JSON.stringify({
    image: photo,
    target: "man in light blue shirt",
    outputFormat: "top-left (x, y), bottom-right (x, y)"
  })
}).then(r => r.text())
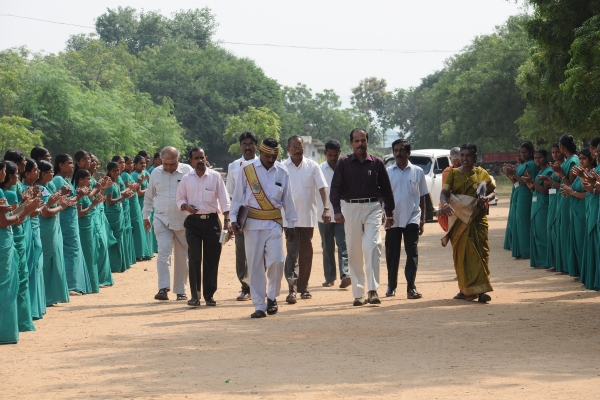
top-left (384, 139), bottom-right (428, 299)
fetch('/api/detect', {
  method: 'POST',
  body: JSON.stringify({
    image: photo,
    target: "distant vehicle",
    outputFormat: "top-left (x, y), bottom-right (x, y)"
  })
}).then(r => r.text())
top-left (482, 151), bottom-right (519, 175)
top-left (384, 149), bottom-right (451, 222)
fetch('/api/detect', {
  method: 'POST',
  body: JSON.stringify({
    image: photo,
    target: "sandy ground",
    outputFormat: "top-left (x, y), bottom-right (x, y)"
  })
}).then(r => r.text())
top-left (3, 201), bottom-right (600, 399)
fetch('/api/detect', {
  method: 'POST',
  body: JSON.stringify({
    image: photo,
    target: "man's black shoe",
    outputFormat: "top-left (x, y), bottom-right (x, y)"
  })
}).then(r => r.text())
top-left (205, 297), bottom-right (217, 306)
top-left (154, 288), bottom-right (169, 301)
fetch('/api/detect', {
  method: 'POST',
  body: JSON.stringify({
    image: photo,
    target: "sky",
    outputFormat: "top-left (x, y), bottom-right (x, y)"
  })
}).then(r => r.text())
top-left (0, 0), bottom-right (524, 106)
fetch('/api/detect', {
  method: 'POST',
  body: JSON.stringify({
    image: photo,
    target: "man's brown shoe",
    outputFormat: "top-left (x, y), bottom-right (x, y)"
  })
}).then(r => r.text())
top-left (286, 292), bottom-right (297, 304)
top-left (367, 290), bottom-right (381, 305)
top-left (339, 275), bottom-right (351, 289)
top-left (322, 281), bottom-right (334, 287)
top-left (407, 289), bottom-right (422, 299)
top-left (353, 297), bottom-right (367, 306)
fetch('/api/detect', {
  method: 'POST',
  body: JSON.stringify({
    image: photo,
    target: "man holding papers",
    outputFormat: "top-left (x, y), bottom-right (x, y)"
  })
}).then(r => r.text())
top-left (176, 147), bottom-right (230, 307)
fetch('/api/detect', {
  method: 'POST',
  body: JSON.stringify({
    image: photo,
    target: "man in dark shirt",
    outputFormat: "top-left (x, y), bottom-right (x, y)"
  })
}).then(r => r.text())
top-left (330, 128), bottom-right (395, 306)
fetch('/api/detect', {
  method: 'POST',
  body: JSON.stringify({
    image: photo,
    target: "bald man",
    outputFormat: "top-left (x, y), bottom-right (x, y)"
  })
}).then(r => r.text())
top-left (143, 147), bottom-right (193, 301)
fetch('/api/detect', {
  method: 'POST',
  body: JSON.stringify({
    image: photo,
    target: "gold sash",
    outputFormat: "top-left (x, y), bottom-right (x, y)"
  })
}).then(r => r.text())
top-left (243, 163), bottom-right (283, 227)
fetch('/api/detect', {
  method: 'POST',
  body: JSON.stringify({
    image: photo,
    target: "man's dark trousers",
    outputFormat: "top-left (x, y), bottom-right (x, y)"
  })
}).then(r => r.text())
top-left (285, 227), bottom-right (314, 293)
top-left (385, 223), bottom-right (419, 291)
top-left (234, 232), bottom-right (250, 292)
top-left (184, 214), bottom-right (222, 300)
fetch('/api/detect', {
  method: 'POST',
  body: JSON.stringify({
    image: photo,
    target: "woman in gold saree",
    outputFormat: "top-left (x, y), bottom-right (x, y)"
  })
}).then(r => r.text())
top-left (439, 143), bottom-right (496, 303)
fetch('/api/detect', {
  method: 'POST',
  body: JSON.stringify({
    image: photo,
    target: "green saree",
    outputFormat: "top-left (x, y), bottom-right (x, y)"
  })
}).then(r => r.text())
top-left (529, 167), bottom-right (552, 268)
top-left (4, 190), bottom-right (35, 332)
top-left (581, 166), bottom-right (599, 290)
top-left (442, 167), bottom-right (496, 296)
top-left (568, 177), bottom-right (586, 278)
top-left (555, 155), bottom-right (580, 273)
top-left (511, 160), bottom-right (539, 259)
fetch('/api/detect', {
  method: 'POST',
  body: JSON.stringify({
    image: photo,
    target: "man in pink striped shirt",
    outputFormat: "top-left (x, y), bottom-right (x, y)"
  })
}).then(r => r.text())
top-left (176, 147), bottom-right (231, 307)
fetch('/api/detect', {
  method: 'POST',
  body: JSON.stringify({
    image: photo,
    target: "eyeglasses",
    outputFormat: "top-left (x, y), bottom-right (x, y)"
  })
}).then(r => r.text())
top-left (289, 146), bottom-right (303, 151)
top-left (241, 143), bottom-right (256, 148)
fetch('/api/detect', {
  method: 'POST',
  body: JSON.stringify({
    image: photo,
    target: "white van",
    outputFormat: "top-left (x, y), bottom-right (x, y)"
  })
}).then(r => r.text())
top-left (384, 149), bottom-right (451, 221)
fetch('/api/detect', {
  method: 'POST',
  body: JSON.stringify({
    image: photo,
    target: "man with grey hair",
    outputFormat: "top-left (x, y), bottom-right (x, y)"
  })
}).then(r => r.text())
top-left (143, 146), bottom-right (193, 301)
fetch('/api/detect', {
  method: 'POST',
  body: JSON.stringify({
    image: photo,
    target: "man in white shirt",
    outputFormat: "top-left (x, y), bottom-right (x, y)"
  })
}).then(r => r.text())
top-left (385, 139), bottom-right (428, 299)
top-left (283, 135), bottom-right (329, 304)
top-left (230, 138), bottom-right (298, 318)
top-left (317, 139), bottom-right (350, 289)
top-left (176, 147), bottom-right (230, 307)
top-left (226, 131), bottom-right (258, 301)
top-left (143, 147), bottom-right (193, 301)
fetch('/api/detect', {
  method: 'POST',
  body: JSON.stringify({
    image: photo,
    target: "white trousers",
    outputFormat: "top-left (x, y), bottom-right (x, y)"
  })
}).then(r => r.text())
top-left (341, 201), bottom-right (383, 298)
top-left (153, 218), bottom-right (188, 295)
top-left (244, 228), bottom-right (285, 312)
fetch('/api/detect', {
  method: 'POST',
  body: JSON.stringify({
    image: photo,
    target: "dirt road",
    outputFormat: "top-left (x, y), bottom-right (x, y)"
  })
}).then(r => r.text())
top-left (3, 202), bottom-right (600, 399)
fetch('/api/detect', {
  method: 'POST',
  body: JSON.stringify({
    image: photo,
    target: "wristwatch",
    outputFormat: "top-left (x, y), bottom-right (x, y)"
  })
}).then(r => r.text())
top-left (224, 218), bottom-right (230, 222)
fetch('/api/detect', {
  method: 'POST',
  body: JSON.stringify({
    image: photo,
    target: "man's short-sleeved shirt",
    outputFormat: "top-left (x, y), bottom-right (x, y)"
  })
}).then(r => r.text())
top-left (283, 157), bottom-right (327, 228)
top-left (387, 161), bottom-right (428, 228)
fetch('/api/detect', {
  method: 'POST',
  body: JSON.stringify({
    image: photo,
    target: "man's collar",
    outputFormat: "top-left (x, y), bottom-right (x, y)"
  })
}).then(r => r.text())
top-left (349, 152), bottom-right (374, 162)
top-left (392, 160), bottom-right (412, 170)
top-left (284, 157), bottom-right (305, 167)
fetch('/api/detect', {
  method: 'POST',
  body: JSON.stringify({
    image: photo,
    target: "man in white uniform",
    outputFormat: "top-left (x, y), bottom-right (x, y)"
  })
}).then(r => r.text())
top-left (318, 139), bottom-right (351, 289)
top-left (230, 138), bottom-right (298, 318)
top-left (385, 139), bottom-right (428, 299)
top-left (226, 131), bottom-right (258, 301)
top-left (143, 146), bottom-right (192, 301)
top-left (283, 135), bottom-right (330, 304)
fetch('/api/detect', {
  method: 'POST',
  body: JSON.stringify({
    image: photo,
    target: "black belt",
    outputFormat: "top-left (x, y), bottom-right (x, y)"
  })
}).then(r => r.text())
top-left (348, 197), bottom-right (379, 204)
top-left (190, 213), bottom-right (217, 219)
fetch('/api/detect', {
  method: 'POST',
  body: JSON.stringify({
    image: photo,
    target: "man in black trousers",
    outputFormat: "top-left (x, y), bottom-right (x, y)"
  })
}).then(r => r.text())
top-left (385, 139), bottom-right (428, 299)
top-left (176, 147), bottom-right (231, 307)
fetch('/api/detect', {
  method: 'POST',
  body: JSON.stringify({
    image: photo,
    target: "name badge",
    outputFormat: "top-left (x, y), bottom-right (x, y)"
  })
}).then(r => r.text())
top-left (549, 188), bottom-right (557, 195)
top-left (514, 182), bottom-right (520, 188)
top-left (532, 196), bottom-right (538, 202)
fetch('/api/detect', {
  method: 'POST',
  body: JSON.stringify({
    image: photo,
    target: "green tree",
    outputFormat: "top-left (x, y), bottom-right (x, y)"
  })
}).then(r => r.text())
top-left (353, 15), bottom-right (532, 152)
top-left (95, 7), bottom-right (217, 55)
top-left (517, 0), bottom-right (600, 141)
top-left (282, 84), bottom-right (374, 151)
top-left (0, 116), bottom-right (43, 155)
top-left (136, 43), bottom-right (283, 162)
top-left (225, 106), bottom-right (281, 155)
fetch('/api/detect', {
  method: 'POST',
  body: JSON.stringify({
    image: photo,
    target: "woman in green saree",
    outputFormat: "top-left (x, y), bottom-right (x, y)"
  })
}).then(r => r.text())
top-left (22, 159), bottom-right (46, 320)
top-left (563, 149), bottom-right (595, 281)
top-left (74, 169), bottom-right (106, 293)
top-left (104, 162), bottom-right (134, 273)
top-left (147, 152), bottom-right (160, 254)
top-left (439, 143), bottom-right (496, 303)
top-left (522, 149), bottom-right (553, 269)
top-left (37, 160), bottom-right (72, 306)
top-left (505, 142), bottom-right (539, 260)
top-left (550, 135), bottom-right (580, 275)
top-left (89, 154), bottom-right (115, 287)
top-left (0, 161), bottom-right (37, 332)
top-left (502, 153), bottom-right (521, 251)
top-left (538, 144), bottom-right (565, 272)
top-left (0, 160), bottom-right (41, 344)
top-left (52, 154), bottom-right (92, 295)
top-left (124, 156), bottom-right (149, 261)
top-left (112, 156), bottom-right (136, 268)
top-left (131, 155), bottom-right (153, 260)
top-left (580, 140), bottom-right (600, 290)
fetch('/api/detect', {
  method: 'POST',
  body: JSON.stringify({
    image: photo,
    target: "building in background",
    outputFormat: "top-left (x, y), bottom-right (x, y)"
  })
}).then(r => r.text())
top-left (301, 136), bottom-right (325, 163)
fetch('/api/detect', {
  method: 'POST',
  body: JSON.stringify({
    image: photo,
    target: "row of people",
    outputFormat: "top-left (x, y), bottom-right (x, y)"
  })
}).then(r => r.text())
top-left (503, 134), bottom-right (600, 290)
top-left (153, 129), bottom-right (493, 319)
top-left (0, 147), bottom-right (161, 344)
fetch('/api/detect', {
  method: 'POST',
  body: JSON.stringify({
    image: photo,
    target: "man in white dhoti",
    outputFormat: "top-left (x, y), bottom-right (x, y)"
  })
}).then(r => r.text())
top-left (230, 138), bottom-right (297, 318)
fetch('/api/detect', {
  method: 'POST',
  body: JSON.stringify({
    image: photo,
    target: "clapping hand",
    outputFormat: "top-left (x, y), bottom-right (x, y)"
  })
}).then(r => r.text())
top-left (98, 176), bottom-right (113, 190)
top-left (0, 198), bottom-right (11, 214)
top-left (76, 186), bottom-right (90, 199)
top-left (560, 184), bottom-right (573, 197)
top-left (551, 161), bottom-right (562, 174)
top-left (59, 185), bottom-right (71, 196)
top-left (92, 194), bottom-right (106, 205)
top-left (582, 181), bottom-right (595, 193)
top-left (47, 192), bottom-right (61, 207)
